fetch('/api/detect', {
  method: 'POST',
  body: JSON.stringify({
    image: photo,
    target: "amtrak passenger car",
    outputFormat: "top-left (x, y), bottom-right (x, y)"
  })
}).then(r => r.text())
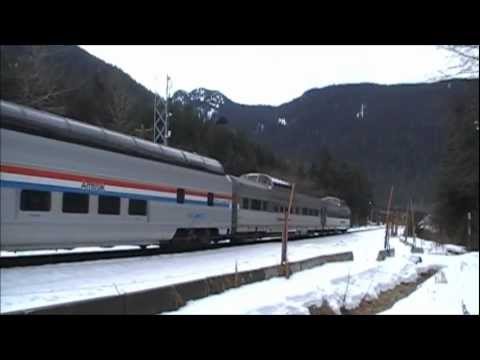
top-left (230, 174), bottom-right (350, 239)
top-left (0, 100), bottom-right (232, 251)
top-left (0, 100), bottom-right (351, 252)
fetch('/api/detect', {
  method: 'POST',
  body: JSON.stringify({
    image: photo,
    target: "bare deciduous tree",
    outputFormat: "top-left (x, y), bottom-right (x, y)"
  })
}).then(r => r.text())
top-left (134, 123), bottom-right (153, 140)
top-left (1, 45), bottom-right (85, 114)
top-left (105, 71), bottom-right (134, 133)
top-left (438, 46), bottom-right (479, 132)
top-left (438, 45), bottom-right (479, 79)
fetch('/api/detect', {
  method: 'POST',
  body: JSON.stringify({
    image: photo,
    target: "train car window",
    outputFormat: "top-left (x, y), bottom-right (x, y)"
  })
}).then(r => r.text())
top-left (314, 209), bottom-right (319, 217)
top-left (98, 195), bottom-right (120, 215)
top-left (302, 208), bottom-right (308, 215)
top-left (274, 205), bottom-right (279, 213)
top-left (177, 189), bottom-right (185, 204)
top-left (262, 201), bottom-right (268, 211)
top-left (129, 199), bottom-right (147, 216)
top-left (242, 198), bottom-right (249, 209)
top-left (20, 190), bottom-right (51, 211)
top-left (251, 199), bottom-right (261, 211)
top-left (207, 193), bottom-right (214, 207)
top-left (62, 192), bottom-right (89, 213)
top-left (295, 207), bottom-right (300, 214)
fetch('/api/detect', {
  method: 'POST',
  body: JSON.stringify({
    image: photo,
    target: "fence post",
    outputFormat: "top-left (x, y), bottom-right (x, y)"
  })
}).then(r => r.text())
top-left (384, 186), bottom-right (394, 251)
top-left (281, 183), bottom-right (296, 278)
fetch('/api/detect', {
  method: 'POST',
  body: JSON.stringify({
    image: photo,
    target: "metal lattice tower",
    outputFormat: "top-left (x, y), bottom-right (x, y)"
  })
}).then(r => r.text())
top-left (153, 75), bottom-right (172, 145)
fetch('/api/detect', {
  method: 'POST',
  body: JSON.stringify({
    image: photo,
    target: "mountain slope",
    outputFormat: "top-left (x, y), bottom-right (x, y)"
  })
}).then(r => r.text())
top-left (0, 45), bottom-right (281, 179)
top-left (173, 80), bottom-right (478, 209)
top-left (2, 45), bottom-right (474, 210)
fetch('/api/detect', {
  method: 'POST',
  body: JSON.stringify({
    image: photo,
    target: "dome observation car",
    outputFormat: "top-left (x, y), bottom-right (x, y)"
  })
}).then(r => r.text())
top-left (240, 173), bottom-right (292, 189)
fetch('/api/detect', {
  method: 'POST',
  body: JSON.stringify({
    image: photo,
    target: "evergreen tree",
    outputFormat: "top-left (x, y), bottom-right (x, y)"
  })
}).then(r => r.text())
top-left (434, 84), bottom-right (479, 249)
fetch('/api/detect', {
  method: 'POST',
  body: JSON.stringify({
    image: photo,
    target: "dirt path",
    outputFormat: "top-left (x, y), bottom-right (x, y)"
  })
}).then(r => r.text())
top-left (309, 269), bottom-right (438, 315)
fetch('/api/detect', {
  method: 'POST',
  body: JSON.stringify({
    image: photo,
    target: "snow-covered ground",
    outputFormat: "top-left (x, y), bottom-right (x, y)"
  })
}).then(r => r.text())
top-left (164, 231), bottom-right (479, 315)
top-left (0, 245), bottom-right (156, 258)
top-left (1, 226), bottom-right (478, 315)
top-left (0, 226), bottom-right (379, 313)
top-left (380, 252), bottom-right (478, 315)
top-left (380, 237), bottom-right (478, 314)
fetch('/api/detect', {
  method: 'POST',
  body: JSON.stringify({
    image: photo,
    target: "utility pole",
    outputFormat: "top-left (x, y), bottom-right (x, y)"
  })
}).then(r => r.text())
top-left (377, 186), bottom-right (395, 261)
top-left (153, 75), bottom-right (172, 145)
top-left (384, 186), bottom-right (394, 251)
top-left (404, 204), bottom-right (409, 243)
top-left (281, 183), bottom-right (296, 278)
top-left (411, 199), bottom-right (416, 246)
top-left (368, 201), bottom-right (373, 224)
top-left (467, 211), bottom-right (472, 249)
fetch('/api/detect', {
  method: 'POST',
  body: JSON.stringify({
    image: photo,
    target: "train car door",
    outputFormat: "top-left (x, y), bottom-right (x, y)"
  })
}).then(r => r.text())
top-left (231, 194), bottom-right (238, 234)
top-left (321, 207), bottom-right (327, 229)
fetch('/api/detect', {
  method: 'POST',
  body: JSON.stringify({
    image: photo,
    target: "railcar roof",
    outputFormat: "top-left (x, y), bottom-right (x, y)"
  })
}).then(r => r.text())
top-left (0, 100), bottom-right (225, 175)
top-left (231, 175), bottom-right (350, 211)
top-left (240, 173), bottom-right (292, 189)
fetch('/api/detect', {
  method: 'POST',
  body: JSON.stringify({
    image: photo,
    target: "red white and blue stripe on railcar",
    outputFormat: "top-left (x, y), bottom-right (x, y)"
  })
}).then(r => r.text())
top-left (0, 164), bottom-right (232, 208)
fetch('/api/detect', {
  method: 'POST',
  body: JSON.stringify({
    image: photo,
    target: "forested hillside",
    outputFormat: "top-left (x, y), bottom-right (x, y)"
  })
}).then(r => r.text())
top-left (0, 45), bottom-right (373, 224)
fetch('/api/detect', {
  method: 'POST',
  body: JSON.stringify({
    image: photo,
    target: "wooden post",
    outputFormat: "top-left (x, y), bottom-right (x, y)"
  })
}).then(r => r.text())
top-left (467, 211), bottom-right (472, 250)
top-left (404, 204), bottom-right (409, 242)
top-left (394, 213), bottom-right (396, 236)
top-left (281, 183), bottom-right (296, 278)
top-left (396, 214), bottom-right (399, 236)
top-left (392, 212), bottom-right (397, 236)
top-left (384, 186), bottom-right (394, 251)
top-left (410, 200), bottom-right (416, 247)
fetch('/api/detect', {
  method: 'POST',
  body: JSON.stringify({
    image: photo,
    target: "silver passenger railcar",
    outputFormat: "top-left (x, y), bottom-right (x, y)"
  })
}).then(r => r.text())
top-left (0, 100), bottom-right (232, 251)
top-left (230, 173), bottom-right (351, 240)
top-left (0, 100), bottom-right (351, 252)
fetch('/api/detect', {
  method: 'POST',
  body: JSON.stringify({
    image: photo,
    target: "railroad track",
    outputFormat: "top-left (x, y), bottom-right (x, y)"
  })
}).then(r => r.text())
top-left (0, 237), bottom-right (280, 268)
top-left (0, 228), bottom-right (379, 268)
top-left (0, 242), bottom-right (227, 268)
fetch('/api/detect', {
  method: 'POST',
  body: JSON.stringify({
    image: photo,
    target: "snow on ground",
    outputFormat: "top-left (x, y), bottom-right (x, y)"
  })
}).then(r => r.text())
top-left (400, 235), bottom-right (467, 255)
top-left (0, 226), bottom-right (380, 313)
top-left (164, 256), bottom-right (429, 315)
top-left (1, 225), bottom-right (477, 315)
top-left (165, 231), bottom-right (479, 315)
top-left (0, 245), bottom-right (152, 258)
top-left (380, 251), bottom-right (478, 315)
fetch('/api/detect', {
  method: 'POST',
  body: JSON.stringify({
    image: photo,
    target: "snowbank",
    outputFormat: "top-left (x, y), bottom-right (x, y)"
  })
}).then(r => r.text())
top-left (166, 232), bottom-right (478, 315)
top-left (2, 226), bottom-right (477, 315)
top-left (381, 252), bottom-right (478, 315)
top-left (0, 229), bottom-right (383, 313)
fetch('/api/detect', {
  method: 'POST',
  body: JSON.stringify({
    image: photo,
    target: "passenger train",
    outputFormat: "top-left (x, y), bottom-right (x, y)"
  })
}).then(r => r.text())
top-left (0, 100), bottom-right (351, 251)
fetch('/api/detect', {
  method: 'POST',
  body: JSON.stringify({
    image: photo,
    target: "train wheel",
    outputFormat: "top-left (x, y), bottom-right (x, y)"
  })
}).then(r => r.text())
top-left (197, 229), bottom-right (211, 247)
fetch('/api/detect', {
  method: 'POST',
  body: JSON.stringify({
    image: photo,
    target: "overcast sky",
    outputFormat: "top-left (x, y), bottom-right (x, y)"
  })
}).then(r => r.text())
top-left (80, 45), bottom-right (454, 106)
